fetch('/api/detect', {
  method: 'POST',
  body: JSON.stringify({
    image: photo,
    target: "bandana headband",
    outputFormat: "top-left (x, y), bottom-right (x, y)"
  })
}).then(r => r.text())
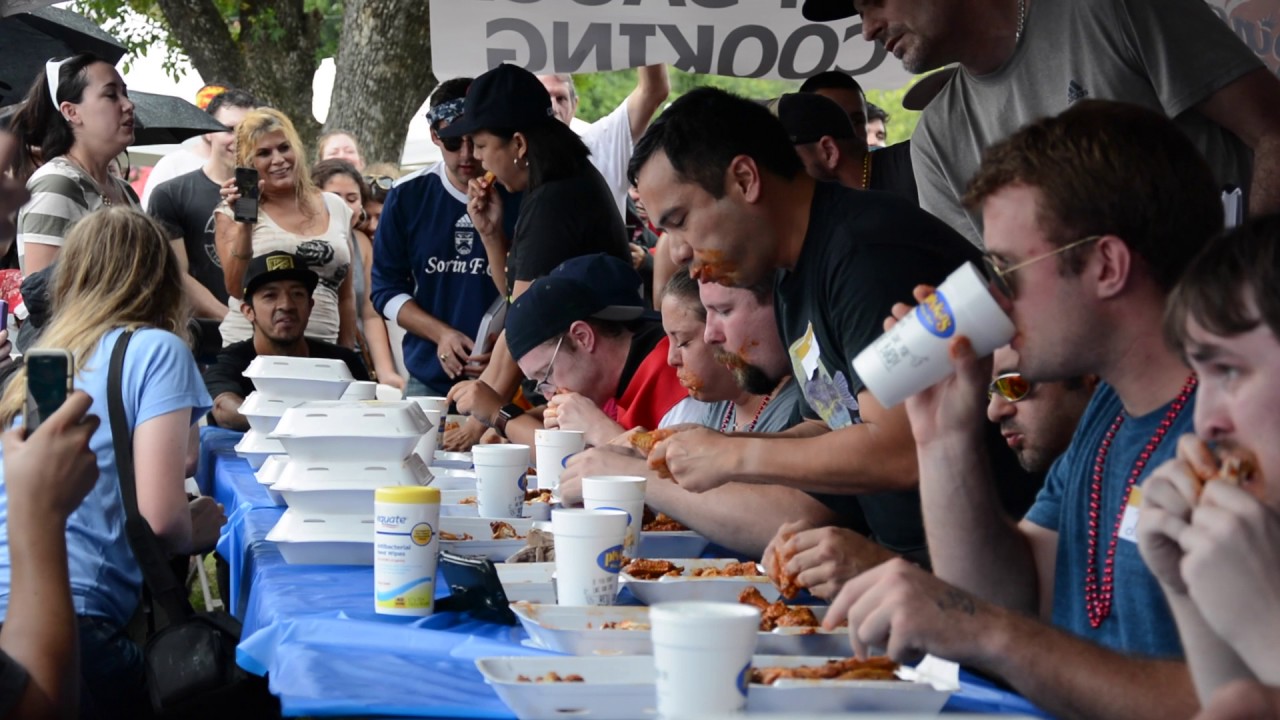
top-left (427, 98), bottom-right (465, 129)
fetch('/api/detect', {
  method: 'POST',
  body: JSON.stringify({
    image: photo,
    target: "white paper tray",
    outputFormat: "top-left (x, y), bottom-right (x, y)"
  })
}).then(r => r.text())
top-left (433, 451), bottom-right (474, 469)
top-left (620, 558), bottom-right (778, 606)
top-left (475, 654), bottom-right (957, 719)
top-left (439, 516), bottom-right (534, 562)
top-left (270, 401), bottom-right (431, 462)
top-left (636, 530), bottom-right (709, 558)
top-left (265, 510), bottom-right (373, 565)
top-left (512, 604), bottom-right (849, 657)
top-left (238, 392), bottom-right (301, 434)
top-left (235, 428), bottom-right (285, 469)
top-left (243, 356), bottom-right (354, 400)
top-left (254, 455), bottom-right (289, 506)
top-left (497, 563), bottom-right (557, 604)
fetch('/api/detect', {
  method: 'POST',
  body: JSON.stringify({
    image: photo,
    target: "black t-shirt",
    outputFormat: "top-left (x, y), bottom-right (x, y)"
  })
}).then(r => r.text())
top-left (148, 168), bottom-right (229, 304)
top-left (0, 648), bottom-right (28, 717)
top-left (506, 163), bottom-right (629, 297)
top-left (869, 141), bottom-right (919, 207)
top-left (776, 182), bottom-right (1040, 559)
top-left (203, 338), bottom-right (371, 400)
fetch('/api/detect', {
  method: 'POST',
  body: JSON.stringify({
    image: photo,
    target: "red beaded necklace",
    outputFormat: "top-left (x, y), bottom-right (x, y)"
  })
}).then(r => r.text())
top-left (1084, 374), bottom-right (1197, 629)
top-left (719, 392), bottom-right (773, 433)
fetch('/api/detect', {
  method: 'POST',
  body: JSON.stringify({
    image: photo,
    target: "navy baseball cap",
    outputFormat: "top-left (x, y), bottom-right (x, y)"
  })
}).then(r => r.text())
top-left (802, 0), bottom-right (857, 21)
top-left (771, 93), bottom-right (857, 144)
top-left (437, 63), bottom-right (557, 139)
top-left (506, 254), bottom-right (650, 361)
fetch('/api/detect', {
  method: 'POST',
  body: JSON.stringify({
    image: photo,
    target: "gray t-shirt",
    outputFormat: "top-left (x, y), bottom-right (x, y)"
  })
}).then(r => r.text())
top-left (697, 379), bottom-right (802, 434)
top-left (912, 0), bottom-right (1260, 246)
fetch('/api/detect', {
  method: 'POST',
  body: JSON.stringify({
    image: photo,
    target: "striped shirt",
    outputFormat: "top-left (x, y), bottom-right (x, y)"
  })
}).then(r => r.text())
top-left (16, 157), bottom-right (138, 273)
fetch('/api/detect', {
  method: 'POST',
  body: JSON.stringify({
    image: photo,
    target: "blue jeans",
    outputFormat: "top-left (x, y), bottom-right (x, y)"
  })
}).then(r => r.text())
top-left (78, 615), bottom-right (151, 719)
top-left (404, 376), bottom-right (449, 399)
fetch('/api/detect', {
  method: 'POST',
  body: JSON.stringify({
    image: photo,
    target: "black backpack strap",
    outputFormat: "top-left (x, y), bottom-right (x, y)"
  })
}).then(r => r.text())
top-left (109, 329), bottom-right (192, 627)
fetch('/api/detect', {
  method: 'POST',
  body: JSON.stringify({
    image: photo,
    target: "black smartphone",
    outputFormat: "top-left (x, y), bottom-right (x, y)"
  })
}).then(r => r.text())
top-left (23, 349), bottom-right (73, 436)
top-left (436, 551), bottom-right (517, 624)
top-left (233, 167), bottom-right (260, 223)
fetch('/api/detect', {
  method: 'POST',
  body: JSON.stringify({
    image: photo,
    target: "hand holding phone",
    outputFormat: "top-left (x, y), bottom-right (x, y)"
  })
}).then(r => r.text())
top-left (233, 167), bottom-right (260, 224)
top-left (24, 349), bottom-right (73, 436)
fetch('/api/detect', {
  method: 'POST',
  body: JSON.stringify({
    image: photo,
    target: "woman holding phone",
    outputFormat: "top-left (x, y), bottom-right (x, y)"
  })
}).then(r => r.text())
top-left (215, 108), bottom-right (356, 348)
top-left (0, 207), bottom-right (223, 715)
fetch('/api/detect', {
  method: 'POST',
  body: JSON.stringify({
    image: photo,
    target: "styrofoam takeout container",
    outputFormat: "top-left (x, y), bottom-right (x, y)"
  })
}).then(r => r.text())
top-left (235, 428), bottom-right (286, 470)
top-left (269, 400), bottom-right (432, 462)
top-left (272, 455), bottom-right (433, 516)
top-left (243, 355), bottom-right (355, 400)
top-left (512, 604), bottom-right (848, 657)
top-left (265, 510), bottom-right (374, 565)
top-left (433, 451), bottom-right (474, 469)
top-left (473, 654), bottom-right (958, 719)
top-left (497, 562), bottom-right (557, 604)
top-left (238, 392), bottom-right (301, 434)
top-left (439, 516), bottom-right (534, 562)
top-left (255, 455), bottom-right (289, 506)
top-left (620, 558), bottom-right (778, 606)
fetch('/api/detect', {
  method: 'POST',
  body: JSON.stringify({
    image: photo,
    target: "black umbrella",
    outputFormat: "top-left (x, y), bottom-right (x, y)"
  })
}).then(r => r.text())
top-left (0, 6), bottom-right (126, 107)
top-left (129, 90), bottom-right (229, 146)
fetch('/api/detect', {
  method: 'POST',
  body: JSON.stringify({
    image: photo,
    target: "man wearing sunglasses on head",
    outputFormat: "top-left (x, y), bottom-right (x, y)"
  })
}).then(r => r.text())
top-left (370, 78), bottom-right (523, 397)
top-left (825, 101), bottom-right (1223, 720)
top-left (988, 346), bottom-right (1097, 475)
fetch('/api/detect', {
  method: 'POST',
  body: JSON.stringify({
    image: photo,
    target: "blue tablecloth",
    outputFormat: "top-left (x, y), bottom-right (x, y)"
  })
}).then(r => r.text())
top-left (208, 437), bottom-right (1050, 718)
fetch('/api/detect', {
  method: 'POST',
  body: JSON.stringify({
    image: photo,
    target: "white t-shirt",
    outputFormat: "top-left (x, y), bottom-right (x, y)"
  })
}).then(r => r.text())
top-left (141, 143), bottom-right (207, 210)
top-left (572, 100), bottom-right (632, 219)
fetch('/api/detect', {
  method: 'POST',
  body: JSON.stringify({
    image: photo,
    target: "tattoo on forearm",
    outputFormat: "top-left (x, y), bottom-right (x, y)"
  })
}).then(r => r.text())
top-left (937, 588), bottom-right (977, 616)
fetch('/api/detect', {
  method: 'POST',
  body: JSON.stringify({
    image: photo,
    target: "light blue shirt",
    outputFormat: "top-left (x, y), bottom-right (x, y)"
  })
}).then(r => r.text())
top-left (0, 328), bottom-right (212, 626)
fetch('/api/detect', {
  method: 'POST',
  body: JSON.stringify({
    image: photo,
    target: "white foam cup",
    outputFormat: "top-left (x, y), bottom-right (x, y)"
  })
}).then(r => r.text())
top-left (471, 444), bottom-right (530, 518)
top-left (853, 262), bottom-right (1015, 408)
top-left (551, 508), bottom-right (628, 606)
top-left (412, 409), bottom-right (442, 467)
top-left (341, 381), bottom-right (377, 400)
top-left (408, 396), bottom-right (450, 451)
top-left (581, 475), bottom-right (647, 556)
top-left (651, 601), bottom-right (761, 718)
top-left (534, 429), bottom-right (586, 494)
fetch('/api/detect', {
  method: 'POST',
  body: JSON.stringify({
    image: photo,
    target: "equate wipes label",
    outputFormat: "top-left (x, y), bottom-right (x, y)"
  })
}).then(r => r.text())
top-left (375, 500), bottom-right (439, 615)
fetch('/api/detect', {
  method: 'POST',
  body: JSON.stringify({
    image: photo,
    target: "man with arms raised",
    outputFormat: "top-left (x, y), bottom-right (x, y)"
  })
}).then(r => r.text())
top-left (825, 101), bottom-right (1222, 720)
top-left (630, 87), bottom-right (1036, 567)
top-left (801, 0), bottom-right (1280, 245)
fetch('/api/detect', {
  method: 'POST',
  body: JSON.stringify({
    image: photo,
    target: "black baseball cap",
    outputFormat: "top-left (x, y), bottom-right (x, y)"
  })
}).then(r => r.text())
top-left (436, 63), bottom-right (557, 139)
top-left (771, 93), bottom-right (857, 145)
top-left (242, 251), bottom-right (318, 300)
top-left (506, 254), bottom-right (650, 361)
top-left (802, 0), bottom-right (857, 21)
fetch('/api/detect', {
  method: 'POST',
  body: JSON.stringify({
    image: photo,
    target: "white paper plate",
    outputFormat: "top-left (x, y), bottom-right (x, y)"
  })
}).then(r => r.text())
top-left (636, 530), bottom-right (709, 558)
top-left (439, 516), bottom-right (533, 562)
top-left (512, 604), bottom-right (848, 657)
top-left (474, 654), bottom-right (957, 719)
top-left (234, 428), bottom-right (286, 469)
top-left (265, 510), bottom-right (373, 565)
top-left (243, 356), bottom-right (354, 400)
top-left (620, 558), bottom-right (778, 606)
top-left (497, 563), bottom-right (557, 604)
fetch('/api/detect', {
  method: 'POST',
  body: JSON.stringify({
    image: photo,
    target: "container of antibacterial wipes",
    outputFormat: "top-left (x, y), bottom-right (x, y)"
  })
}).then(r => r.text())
top-left (374, 486), bottom-right (441, 616)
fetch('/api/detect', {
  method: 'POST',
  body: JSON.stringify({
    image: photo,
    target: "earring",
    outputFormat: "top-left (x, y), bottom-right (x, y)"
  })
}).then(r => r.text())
top-left (513, 156), bottom-right (520, 167)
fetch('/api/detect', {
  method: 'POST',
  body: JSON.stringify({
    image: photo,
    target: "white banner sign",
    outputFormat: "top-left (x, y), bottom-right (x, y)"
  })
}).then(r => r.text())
top-left (428, 0), bottom-right (914, 89)
top-left (1206, 0), bottom-right (1280, 76)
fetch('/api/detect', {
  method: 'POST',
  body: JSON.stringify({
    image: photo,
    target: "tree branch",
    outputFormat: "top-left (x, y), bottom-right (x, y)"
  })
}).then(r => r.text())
top-left (153, 0), bottom-right (244, 86)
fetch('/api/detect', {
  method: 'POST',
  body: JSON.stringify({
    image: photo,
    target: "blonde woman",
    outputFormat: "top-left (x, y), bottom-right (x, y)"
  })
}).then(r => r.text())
top-left (0, 208), bottom-right (221, 714)
top-left (215, 109), bottom-right (356, 348)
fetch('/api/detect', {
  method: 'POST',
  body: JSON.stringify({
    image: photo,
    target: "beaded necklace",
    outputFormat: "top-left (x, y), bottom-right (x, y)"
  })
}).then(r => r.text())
top-left (1083, 374), bottom-right (1197, 628)
top-left (719, 392), bottom-right (774, 434)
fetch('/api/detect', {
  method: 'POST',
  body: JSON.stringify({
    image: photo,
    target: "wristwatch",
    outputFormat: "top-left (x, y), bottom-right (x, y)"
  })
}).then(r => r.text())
top-left (492, 403), bottom-right (525, 438)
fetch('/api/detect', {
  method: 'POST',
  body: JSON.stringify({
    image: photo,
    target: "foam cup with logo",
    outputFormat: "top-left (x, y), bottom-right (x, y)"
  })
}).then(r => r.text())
top-left (651, 601), bottom-right (761, 718)
top-left (551, 508), bottom-right (628, 606)
top-left (853, 262), bottom-right (1015, 408)
top-left (412, 409), bottom-right (442, 466)
top-left (471, 444), bottom-right (530, 518)
top-left (534, 429), bottom-right (585, 494)
top-left (408, 396), bottom-right (449, 451)
top-left (581, 475), bottom-right (646, 556)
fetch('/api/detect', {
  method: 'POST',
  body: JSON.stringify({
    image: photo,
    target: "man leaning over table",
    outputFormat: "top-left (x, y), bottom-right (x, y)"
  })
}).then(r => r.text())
top-left (823, 101), bottom-right (1222, 720)
top-left (629, 87), bottom-right (1038, 569)
top-left (448, 253), bottom-right (693, 450)
top-left (203, 251), bottom-right (370, 430)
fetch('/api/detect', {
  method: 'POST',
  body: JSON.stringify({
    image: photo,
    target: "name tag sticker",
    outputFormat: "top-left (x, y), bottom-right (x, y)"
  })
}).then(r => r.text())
top-left (1118, 487), bottom-right (1143, 544)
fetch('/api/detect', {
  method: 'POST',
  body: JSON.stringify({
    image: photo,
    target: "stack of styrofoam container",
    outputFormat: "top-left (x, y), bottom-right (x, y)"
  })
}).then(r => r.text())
top-left (264, 400), bottom-right (435, 565)
top-left (235, 356), bottom-right (355, 470)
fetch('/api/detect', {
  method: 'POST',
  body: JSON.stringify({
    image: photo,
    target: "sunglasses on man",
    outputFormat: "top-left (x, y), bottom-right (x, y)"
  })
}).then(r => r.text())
top-left (988, 372), bottom-right (1033, 403)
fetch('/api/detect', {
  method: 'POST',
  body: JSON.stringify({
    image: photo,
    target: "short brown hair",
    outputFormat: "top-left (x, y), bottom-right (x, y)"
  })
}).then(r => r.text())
top-left (964, 100), bottom-right (1223, 291)
top-left (1165, 213), bottom-right (1280, 354)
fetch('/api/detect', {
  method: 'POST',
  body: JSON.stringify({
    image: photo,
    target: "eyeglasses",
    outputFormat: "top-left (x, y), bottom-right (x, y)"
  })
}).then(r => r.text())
top-left (988, 372), bottom-right (1033, 403)
top-left (534, 335), bottom-right (565, 397)
top-left (982, 235), bottom-right (1102, 299)
top-left (363, 175), bottom-right (393, 191)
